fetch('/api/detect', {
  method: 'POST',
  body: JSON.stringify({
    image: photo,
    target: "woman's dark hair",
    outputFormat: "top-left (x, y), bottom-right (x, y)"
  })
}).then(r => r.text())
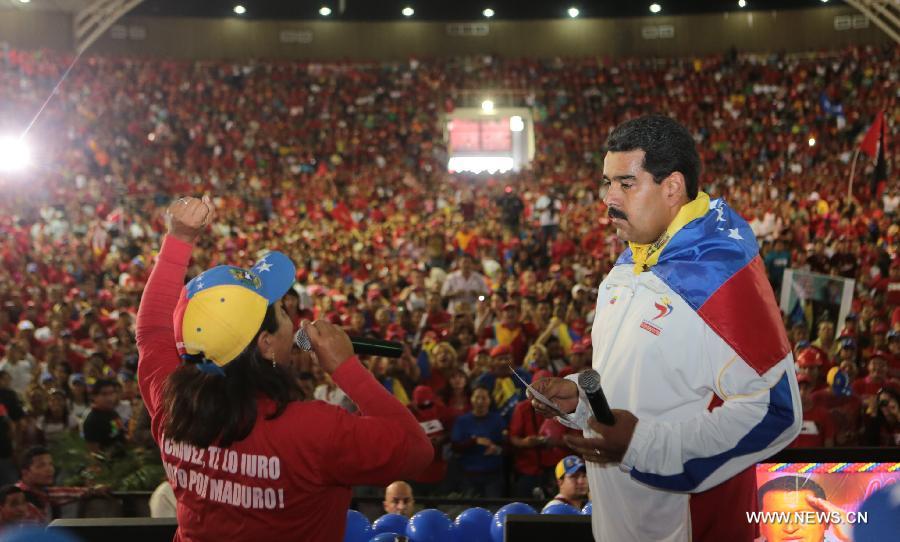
top-left (45, 390), bottom-right (70, 425)
top-left (606, 114), bottom-right (701, 200)
top-left (875, 388), bottom-right (899, 422)
top-left (439, 367), bottom-right (470, 404)
top-left (163, 305), bottom-right (302, 448)
top-left (862, 387), bottom-right (899, 445)
top-left (471, 385), bottom-right (495, 411)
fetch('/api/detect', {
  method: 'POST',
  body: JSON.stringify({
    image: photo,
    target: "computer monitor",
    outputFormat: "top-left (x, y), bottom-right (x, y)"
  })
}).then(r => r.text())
top-left (504, 449), bottom-right (898, 542)
top-left (755, 448), bottom-right (899, 542)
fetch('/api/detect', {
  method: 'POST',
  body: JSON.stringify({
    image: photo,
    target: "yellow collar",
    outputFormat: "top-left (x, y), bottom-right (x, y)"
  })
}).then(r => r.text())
top-left (628, 192), bottom-right (710, 274)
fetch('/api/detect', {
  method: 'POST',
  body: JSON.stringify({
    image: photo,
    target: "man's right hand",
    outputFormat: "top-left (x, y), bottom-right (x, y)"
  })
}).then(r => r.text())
top-left (302, 320), bottom-right (354, 374)
top-left (529, 377), bottom-right (579, 418)
top-left (166, 195), bottom-right (214, 243)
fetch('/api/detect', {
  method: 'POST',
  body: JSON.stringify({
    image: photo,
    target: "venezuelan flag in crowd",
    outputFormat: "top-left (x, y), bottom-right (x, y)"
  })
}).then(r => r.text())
top-left (555, 323), bottom-right (581, 354)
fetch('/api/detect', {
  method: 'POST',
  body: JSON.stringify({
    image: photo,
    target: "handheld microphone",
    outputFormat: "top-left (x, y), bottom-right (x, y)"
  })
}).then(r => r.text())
top-left (294, 328), bottom-right (404, 358)
top-left (578, 369), bottom-right (616, 426)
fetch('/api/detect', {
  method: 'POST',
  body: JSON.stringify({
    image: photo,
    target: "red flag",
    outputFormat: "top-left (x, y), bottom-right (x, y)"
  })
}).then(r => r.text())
top-left (859, 111), bottom-right (883, 158)
top-left (872, 117), bottom-right (888, 198)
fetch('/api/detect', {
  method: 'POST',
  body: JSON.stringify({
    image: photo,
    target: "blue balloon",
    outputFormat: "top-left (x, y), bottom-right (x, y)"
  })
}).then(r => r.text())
top-left (490, 502), bottom-right (537, 542)
top-left (373, 513), bottom-right (410, 536)
top-left (454, 507), bottom-right (493, 542)
top-left (581, 502), bottom-right (592, 515)
top-left (406, 508), bottom-right (454, 542)
top-left (345, 509), bottom-right (373, 542)
top-left (541, 503), bottom-right (580, 515)
top-left (853, 483), bottom-right (900, 542)
top-left (369, 534), bottom-right (403, 542)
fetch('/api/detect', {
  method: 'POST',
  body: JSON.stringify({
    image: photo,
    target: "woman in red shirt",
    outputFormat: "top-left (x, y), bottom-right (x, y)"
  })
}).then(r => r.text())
top-left (137, 196), bottom-right (431, 541)
top-left (788, 374), bottom-right (835, 448)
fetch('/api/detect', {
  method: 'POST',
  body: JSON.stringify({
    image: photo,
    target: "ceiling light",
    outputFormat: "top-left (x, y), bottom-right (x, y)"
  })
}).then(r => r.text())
top-left (738, 0), bottom-right (746, 7)
top-left (649, 3), bottom-right (661, 13)
top-left (402, 6), bottom-right (414, 17)
top-left (481, 100), bottom-right (494, 113)
top-left (233, 5), bottom-right (246, 15)
top-left (319, 6), bottom-right (332, 16)
top-left (0, 136), bottom-right (31, 172)
top-left (510, 116), bottom-right (525, 132)
top-left (808, 138), bottom-right (816, 147)
top-left (483, 8), bottom-right (495, 18)
top-left (18, 0), bottom-right (31, 4)
top-left (568, 7), bottom-right (579, 18)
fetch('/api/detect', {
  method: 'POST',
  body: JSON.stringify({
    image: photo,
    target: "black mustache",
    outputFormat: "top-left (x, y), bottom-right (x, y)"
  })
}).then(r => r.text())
top-left (608, 207), bottom-right (628, 221)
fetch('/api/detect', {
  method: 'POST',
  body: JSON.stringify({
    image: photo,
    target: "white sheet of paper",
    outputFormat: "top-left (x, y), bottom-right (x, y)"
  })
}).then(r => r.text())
top-left (509, 365), bottom-right (573, 423)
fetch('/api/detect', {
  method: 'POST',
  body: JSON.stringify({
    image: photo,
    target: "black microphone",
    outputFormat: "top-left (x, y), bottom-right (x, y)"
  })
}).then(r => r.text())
top-left (578, 369), bottom-right (616, 426)
top-left (294, 328), bottom-right (404, 358)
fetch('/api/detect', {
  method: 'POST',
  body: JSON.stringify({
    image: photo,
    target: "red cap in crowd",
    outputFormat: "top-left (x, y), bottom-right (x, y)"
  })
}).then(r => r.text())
top-left (412, 385), bottom-right (436, 407)
top-left (385, 324), bottom-right (407, 342)
top-left (869, 350), bottom-right (890, 362)
top-left (796, 347), bottom-right (827, 368)
top-left (490, 344), bottom-right (512, 358)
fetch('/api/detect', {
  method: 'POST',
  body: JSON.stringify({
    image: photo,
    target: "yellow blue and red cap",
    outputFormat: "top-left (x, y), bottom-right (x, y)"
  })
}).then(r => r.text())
top-left (173, 252), bottom-right (295, 369)
top-left (555, 455), bottom-right (586, 479)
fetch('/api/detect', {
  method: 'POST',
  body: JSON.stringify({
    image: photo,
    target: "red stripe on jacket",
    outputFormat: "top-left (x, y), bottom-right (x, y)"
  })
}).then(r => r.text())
top-left (698, 256), bottom-right (790, 376)
top-left (689, 394), bottom-right (759, 542)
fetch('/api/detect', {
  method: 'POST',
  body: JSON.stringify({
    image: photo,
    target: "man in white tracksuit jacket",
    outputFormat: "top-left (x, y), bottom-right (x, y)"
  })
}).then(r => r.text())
top-left (532, 115), bottom-right (802, 542)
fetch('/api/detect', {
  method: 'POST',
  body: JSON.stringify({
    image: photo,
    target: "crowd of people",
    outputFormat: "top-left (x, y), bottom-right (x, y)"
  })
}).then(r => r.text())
top-left (0, 42), bottom-right (897, 524)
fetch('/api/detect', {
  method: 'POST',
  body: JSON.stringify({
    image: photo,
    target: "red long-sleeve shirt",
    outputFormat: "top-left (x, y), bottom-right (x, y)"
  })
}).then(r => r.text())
top-left (137, 236), bottom-right (432, 542)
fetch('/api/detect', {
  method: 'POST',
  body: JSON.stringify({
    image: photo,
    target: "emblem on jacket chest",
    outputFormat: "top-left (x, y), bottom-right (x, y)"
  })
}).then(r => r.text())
top-left (640, 296), bottom-right (673, 336)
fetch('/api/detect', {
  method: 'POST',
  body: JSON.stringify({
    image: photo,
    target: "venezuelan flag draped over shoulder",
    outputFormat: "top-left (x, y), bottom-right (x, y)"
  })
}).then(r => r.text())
top-left (617, 195), bottom-right (790, 375)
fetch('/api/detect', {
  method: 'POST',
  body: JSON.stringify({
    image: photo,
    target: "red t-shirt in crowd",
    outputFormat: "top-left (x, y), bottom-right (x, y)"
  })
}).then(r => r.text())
top-left (509, 400), bottom-right (549, 477)
top-left (137, 236), bottom-right (432, 542)
top-left (811, 390), bottom-right (862, 446)
top-left (885, 279), bottom-right (900, 307)
top-left (508, 400), bottom-right (574, 477)
top-left (425, 309), bottom-right (452, 332)
top-left (410, 403), bottom-right (449, 485)
top-left (788, 404), bottom-right (835, 448)
top-left (852, 376), bottom-right (898, 399)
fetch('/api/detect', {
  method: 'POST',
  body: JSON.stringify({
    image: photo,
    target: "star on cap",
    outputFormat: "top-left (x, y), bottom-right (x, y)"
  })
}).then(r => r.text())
top-left (727, 228), bottom-right (743, 240)
top-left (255, 261), bottom-right (273, 273)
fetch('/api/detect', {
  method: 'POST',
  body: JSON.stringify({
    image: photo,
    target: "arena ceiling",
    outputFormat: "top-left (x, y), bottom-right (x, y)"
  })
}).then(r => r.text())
top-left (2, 0), bottom-right (845, 20)
top-left (132, 0), bottom-right (846, 20)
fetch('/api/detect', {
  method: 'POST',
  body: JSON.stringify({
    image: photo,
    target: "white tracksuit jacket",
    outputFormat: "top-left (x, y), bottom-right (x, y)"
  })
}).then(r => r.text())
top-left (563, 263), bottom-right (802, 541)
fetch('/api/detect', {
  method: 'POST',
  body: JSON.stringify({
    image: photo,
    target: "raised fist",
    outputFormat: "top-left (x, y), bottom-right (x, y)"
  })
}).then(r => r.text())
top-left (166, 196), bottom-right (215, 243)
